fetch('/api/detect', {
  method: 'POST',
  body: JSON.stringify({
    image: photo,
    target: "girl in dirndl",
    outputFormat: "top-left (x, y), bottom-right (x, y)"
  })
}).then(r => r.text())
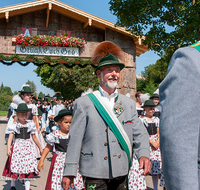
top-left (2, 103), bottom-right (42, 190)
top-left (37, 109), bottom-right (84, 190)
top-left (128, 156), bottom-right (147, 190)
top-left (139, 100), bottom-right (164, 190)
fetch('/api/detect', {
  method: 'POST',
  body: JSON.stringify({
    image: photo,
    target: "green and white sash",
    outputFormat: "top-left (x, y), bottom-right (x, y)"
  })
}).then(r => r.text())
top-left (87, 91), bottom-right (132, 168)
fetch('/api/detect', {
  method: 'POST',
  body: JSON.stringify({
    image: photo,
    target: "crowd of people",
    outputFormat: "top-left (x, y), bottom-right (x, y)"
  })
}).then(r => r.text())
top-left (3, 39), bottom-right (199, 190)
top-left (3, 85), bottom-right (84, 190)
top-left (1, 41), bottom-right (163, 190)
top-left (3, 86), bottom-right (165, 190)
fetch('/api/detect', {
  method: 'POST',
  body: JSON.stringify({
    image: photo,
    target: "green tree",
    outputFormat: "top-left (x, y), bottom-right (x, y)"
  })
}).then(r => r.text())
top-left (1, 86), bottom-right (13, 96)
top-left (34, 64), bottom-right (99, 100)
top-left (0, 82), bottom-right (4, 93)
top-left (26, 80), bottom-right (37, 97)
top-left (38, 92), bottom-right (45, 99)
top-left (136, 78), bottom-right (146, 92)
top-left (109, 0), bottom-right (200, 54)
top-left (142, 80), bottom-right (157, 95)
top-left (136, 50), bottom-right (171, 92)
top-left (0, 86), bottom-right (13, 111)
top-left (13, 91), bottom-right (18, 95)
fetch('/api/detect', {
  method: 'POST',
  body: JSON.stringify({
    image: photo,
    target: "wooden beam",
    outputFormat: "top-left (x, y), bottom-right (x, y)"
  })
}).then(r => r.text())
top-left (46, 3), bottom-right (52, 28)
top-left (83, 18), bottom-right (92, 29)
top-left (83, 20), bottom-right (89, 29)
top-left (5, 11), bottom-right (9, 23)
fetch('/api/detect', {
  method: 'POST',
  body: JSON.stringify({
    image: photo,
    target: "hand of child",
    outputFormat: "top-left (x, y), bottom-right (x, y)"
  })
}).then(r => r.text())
top-left (7, 150), bottom-right (11, 157)
top-left (151, 141), bottom-right (159, 150)
top-left (37, 161), bottom-right (44, 172)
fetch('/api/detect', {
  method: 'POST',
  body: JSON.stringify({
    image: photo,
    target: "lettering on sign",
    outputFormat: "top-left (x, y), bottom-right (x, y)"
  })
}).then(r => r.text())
top-left (16, 45), bottom-right (79, 57)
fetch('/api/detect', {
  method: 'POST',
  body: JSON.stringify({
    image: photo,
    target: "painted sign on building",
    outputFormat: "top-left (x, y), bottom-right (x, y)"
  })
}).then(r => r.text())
top-left (16, 45), bottom-right (79, 57)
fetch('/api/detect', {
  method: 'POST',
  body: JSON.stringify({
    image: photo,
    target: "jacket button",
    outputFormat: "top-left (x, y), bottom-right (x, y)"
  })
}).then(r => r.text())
top-left (118, 154), bottom-right (121, 158)
top-left (105, 128), bottom-right (108, 132)
top-left (104, 156), bottom-right (108, 160)
top-left (104, 142), bottom-right (108, 146)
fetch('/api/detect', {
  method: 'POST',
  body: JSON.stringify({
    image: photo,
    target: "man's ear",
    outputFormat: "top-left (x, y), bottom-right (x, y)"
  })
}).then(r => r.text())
top-left (96, 70), bottom-right (101, 79)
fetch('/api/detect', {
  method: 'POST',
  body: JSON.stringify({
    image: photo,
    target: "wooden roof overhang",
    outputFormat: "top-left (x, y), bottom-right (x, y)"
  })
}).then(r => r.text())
top-left (0, 0), bottom-right (150, 64)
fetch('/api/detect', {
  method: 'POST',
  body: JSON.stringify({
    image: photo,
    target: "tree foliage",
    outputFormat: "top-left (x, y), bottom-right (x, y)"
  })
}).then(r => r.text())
top-left (38, 92), bottom-right (45, 99)
top-left (137, 50), bottom-right (172, 93)
top-left (0, 85), bottom-right (13, 111)
top-left (26, 80), bottom-right (36, 92)
top-left (109, 0), bottom-right (200, 54)
top-left (34, 64), bottom-right (99, 100)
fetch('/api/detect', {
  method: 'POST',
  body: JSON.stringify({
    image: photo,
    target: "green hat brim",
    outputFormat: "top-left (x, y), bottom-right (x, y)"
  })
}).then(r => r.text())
top-left (18, 90), bottom-right (33, 93)
top-left (95, 62), bottom-right (125, 75)
top-left (142, 104), bottom-right (156, 108)
top-left (14, 108), bottom-right (32, 112)
top-left (54, 109), bottom-right (73, 122)
top-left (150, 94), bottom-right (159, 99)
top-left (142, 100), bottom-right (156, 108)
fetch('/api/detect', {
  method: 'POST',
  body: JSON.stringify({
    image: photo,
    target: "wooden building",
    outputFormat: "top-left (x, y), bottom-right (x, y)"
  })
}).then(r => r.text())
top-left (0, 0), bottom-right (149, 98)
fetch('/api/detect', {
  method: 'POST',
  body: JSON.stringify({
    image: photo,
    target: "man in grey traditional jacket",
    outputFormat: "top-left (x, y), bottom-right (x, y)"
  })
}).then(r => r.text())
top-left (62, 41), bottom-right (151, 190)
top-left (159, 42), bottom-right (200, 190)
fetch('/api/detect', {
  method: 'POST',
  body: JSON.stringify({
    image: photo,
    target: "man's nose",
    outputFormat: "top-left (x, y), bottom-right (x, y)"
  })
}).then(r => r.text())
top-left (111, 70), bottom-right (117, 75)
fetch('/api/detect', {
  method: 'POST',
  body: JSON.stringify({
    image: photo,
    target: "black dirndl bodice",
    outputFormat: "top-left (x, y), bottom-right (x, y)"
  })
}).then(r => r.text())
top-left (145, 123), bottom-right (157, 135)
top-left (55, 139), bottom-right (68, 152)
top-left (15, 127), bottom-right (30, 139)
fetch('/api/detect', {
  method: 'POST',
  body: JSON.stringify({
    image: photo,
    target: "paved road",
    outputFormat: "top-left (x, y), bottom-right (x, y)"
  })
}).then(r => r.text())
top-left (0, 116), bottom-right (162, 190)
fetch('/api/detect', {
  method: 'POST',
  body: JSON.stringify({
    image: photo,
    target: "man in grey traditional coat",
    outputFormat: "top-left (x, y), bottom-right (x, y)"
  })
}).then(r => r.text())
top-left (159, 42), bottom-right (200, 190)
top-left (62, 41), bottom-right (151, 190)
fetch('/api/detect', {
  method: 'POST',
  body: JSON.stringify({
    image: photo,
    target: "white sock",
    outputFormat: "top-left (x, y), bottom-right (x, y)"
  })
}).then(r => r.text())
top-left (11, 179), bottom-right (15, 187)
top-left (24, 180), bottom-right (30, 190)
top-left (152, 175), bottom-right (159, 190)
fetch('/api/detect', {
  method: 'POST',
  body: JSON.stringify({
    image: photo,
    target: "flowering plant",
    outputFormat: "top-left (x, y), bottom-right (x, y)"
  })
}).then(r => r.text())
top-left (14, 34), bottom-right (86, 48)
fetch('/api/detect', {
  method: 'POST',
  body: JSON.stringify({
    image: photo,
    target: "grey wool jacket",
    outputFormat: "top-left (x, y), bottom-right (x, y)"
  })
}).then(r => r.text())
top-left (159, 46), bottom-right (200, 190)
top-left (63, 92), bottom-right (150, 179)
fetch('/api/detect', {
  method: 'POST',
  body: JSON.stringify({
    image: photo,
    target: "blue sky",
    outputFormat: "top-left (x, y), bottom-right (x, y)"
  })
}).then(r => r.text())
top-left (0, 0), bottom-right (159, 96)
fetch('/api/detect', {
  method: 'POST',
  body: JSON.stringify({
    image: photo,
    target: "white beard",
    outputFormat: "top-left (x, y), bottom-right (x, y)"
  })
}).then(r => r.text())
top-left (101, 72), bottom-right (118, 90)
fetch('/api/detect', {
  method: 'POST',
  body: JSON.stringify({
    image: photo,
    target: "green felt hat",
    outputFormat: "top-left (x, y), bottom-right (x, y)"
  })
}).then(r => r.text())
top-left (95, 53), bottom-right (125, 74)
top-left (19, 86), bottom-right (32, 93)
top-left (15, 103), bottom-right (31, 113)
top-left (52, 101), bottom-right (57, 106)
top-left (38, 109), bottom-right (43, 116)
top-left (150, 93), bottom-right (159, 99)
top-left (54, 109), bottom-right (73, 122)
top-left (142, 100), bottom-right (156, 108)
top-left (56, 94), bottom-right (63, 100)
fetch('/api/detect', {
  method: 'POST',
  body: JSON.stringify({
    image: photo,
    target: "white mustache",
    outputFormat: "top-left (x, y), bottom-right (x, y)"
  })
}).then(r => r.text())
top-left (108, 76), bottom-right (118, 80)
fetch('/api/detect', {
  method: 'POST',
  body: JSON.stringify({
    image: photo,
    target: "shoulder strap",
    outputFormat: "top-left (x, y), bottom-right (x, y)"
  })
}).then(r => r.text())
top-left (87, 91), bottom-right (132, 169)
top-left (190, 41), bottom-right (200, 52)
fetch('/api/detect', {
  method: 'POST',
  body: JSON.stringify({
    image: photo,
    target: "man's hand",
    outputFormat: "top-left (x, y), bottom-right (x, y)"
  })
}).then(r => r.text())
top-left (139, 156), bottom-right (151, 175)
top-left (62, 176), bottom-right (74, 190)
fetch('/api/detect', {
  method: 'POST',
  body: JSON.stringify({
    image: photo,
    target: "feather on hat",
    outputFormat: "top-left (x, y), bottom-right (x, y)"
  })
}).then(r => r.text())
top-left (92, 41), bottom-right (123, 64)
